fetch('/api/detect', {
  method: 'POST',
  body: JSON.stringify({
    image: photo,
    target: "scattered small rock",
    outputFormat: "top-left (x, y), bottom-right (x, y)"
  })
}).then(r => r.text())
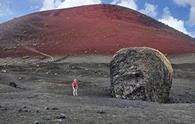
top-left (33, 120), bottom-right (39, 124)
top-left (44, 107), bottom-right (49, 110)
top-left (36, 110), bottom-right (40, 113)
top-left (40, 56), bottom-right (47, 60)
top-left (18, 77), bottom-right (23, 80)
top-left (56, 113), bottom-right (66, 119)
top-left (51, 107), bottom-right (58, 110)
top-left (71, 66), bottom-right (75, 69)
top-left (43, 116), bottom-right (51, 121)
top-left (97, 110), bottom-right (106, 114)
top-left (32, 43), bottom-right (37, 47)
top-left (18, 109), bottom-right (22, 112)
top-left (1, 107), bottom-right (8, 111)
top-left (24, 109), bottom-right (30, 112)
top-left (1, 69), bottom-right (7, 73)
top-left (22, 56), bottom-right (30, 59)
top-left (56, 119), bottom-right (63, 122)
top-left (9, 82), bottom-right (17, 88)
top-left (18, 108), bottom-right (30, 113)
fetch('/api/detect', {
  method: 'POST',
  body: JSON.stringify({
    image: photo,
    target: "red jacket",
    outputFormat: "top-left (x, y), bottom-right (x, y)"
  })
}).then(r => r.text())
top-left (72, 81), bottom-right (78, 88)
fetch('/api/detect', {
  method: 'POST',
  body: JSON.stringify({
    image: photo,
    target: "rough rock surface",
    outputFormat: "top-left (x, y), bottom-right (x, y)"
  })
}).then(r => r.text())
top-left (110, 47), bottom-right (173, 103)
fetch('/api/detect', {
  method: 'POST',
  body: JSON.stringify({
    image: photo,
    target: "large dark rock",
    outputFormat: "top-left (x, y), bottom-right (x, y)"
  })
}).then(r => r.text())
top-left (9, 81), bottom-right (17, 88)
top-left (110, 47), bottom-right (173, 103)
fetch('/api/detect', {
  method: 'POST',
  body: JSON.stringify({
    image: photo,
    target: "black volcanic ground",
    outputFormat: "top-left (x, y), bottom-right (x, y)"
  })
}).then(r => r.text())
top-left (0, 55), bottom-right (195, 124)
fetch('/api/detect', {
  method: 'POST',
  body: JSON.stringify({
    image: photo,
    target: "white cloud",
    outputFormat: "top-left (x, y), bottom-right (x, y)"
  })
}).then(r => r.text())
top-left (111, 0), bottom-right (137, 10)
top-left (159, 7), bottom-right (193, 37)
top-left (58, 0), bottom-right (102, 9)
top-left (139, 3), bottom-right (158, 18)
top-left (40, 0), bottom-right (138, 11)
top-left (40, 0), bottom-right (64, 11)
top-left (173, 0), bottom-right (195, 25)
top-left (189, 6), bottom-right (195, 25)
top-left (40, 0), bottom-right (102, 11)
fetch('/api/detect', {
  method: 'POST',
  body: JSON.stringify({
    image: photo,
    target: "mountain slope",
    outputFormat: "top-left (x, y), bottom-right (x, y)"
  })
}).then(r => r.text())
top-left (0, 4), bottom-right (195, 57)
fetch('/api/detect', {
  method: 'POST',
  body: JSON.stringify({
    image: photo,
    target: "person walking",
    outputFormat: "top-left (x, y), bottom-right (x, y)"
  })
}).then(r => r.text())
top-left (72, 79), bottom-right (78, 96)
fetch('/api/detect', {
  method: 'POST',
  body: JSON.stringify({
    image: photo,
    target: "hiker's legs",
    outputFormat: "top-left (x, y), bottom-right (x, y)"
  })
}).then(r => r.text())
top-left (73, 87), bottom-right (76, 96)
top-left (75, 88), bottom-right (78, 96)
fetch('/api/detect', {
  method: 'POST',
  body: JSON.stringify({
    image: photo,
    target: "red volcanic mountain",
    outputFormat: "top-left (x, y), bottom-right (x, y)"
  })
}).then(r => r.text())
top-left (0, 4), bottom-right (195, 57)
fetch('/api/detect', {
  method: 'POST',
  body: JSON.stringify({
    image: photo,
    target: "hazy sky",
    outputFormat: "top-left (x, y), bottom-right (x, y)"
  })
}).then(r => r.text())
top-left (0, 0), bottom-right (194, 37)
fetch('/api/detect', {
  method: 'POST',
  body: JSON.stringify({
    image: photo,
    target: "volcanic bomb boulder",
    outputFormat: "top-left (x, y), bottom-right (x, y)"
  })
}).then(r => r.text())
top-left (110, 47), bottom-right (173, 103)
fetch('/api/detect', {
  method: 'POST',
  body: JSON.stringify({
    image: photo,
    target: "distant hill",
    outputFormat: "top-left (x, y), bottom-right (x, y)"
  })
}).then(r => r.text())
top-left (0, 4), bottom-right (195, 57)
